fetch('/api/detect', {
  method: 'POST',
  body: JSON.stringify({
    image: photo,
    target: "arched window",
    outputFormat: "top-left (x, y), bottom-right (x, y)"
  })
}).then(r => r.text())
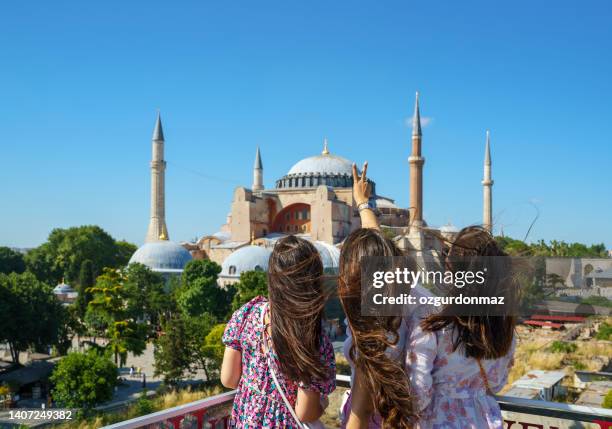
top-left (584, 264), bottom-right (594, 287)
top-left (229, 266), bottom-right (237, 275)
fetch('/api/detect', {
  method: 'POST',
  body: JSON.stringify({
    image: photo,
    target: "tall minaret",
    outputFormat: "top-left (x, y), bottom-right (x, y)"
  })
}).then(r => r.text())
top-left (482, 130), bottom-right (494, 233)
top-left (409, 92), bottom-right (425, 229)
top-left (252, 146), bottom-right (264, 191)
top-left (145, 112), bottom-right (169, 242)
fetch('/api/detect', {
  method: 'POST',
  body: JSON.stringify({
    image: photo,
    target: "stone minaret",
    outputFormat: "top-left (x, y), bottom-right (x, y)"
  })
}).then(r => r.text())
top-left (145, 112), bottom-right (169, 243)
top-left (409, 92), bottom-right (425, 229)
top-left (482, 130), bottom-right (494, 233)
top-left (252, 146), bottom-right (264, 191)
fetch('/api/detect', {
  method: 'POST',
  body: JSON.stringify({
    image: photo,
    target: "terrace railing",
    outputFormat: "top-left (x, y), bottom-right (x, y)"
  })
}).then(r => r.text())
top-left (102, 375), bottom-right (612, 429)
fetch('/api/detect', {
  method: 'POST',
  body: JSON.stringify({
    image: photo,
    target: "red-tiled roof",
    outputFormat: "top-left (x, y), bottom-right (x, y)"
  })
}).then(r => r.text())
top-left (524, 320), bottom-right (564, 329)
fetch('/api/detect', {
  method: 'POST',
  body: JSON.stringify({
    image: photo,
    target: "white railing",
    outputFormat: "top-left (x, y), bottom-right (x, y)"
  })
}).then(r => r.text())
top-left (102, 375), bottom-right (612, 429)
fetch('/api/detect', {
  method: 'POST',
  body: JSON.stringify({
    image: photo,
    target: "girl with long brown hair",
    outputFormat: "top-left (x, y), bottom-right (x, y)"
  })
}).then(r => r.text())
top-left (221, 236), bottom-right (336, 428)
top-left (407, 226), bottom-right (517, 429)
top-left (339, 162), bottom-right (431, 429)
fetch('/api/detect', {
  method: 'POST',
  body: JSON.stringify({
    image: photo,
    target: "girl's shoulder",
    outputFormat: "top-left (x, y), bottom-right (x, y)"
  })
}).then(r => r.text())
top-left (223, 296), bottom-right (268, 350)
top-left (228, 296), bottom-right (268, 327)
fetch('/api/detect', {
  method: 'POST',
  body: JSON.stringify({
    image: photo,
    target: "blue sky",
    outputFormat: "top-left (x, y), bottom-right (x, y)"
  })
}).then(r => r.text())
top-left (1, 1), bottom-right (611, 248)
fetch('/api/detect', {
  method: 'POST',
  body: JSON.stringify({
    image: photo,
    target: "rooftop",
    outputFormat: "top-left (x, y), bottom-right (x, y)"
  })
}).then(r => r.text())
top-left (513, 370), bottom-right (566, 390)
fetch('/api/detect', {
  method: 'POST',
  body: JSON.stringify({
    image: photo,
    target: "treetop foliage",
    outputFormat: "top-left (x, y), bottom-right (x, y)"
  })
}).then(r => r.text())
top-left (495, 236), bottom-right (608, 258)
top-left (0, 247), bottom-right (26, 275)
top-left (23, 225), bottom-right (137, 286)
top-left (0, 271), bottom-right (68, 365)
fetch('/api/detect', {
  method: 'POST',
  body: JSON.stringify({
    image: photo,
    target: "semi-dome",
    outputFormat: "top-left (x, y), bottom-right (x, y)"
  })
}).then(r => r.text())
top-left (129, 240), bottom-right (193, 273)
top-left (220, 245), bottom-right (272, 280)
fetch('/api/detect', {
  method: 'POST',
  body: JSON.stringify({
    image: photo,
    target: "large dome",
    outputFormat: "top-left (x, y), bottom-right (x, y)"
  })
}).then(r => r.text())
top-left (288, 153), bottom-right (353, 176)
top-left (129, 241), bottom-right (193, 272)
top-left (275, 140), bottom-right (372, 191)
top-left (220, 245), bottom-right (272, 280)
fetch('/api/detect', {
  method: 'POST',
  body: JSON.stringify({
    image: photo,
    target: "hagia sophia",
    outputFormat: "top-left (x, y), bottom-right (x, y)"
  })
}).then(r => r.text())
top-left (130, 93), bottom-right (495, 285)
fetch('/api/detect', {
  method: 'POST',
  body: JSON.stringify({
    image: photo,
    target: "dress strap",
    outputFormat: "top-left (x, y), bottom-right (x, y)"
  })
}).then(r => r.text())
top-left (476, 358), bottom-right (494, 395)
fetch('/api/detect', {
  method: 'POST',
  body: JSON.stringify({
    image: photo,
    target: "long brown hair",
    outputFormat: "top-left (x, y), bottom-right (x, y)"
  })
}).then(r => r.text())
top-left (338, 228), bottom-right (415, 429)
top-left (267, 235), bottom-right (329, 385)
top-left (421, 226), bottom-right (516, 359)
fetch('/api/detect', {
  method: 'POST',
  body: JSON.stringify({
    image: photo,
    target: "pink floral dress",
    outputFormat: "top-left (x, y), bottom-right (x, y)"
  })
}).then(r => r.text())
top-left (406, 321), bottom-right (516, 429)
top-left (222, 296), bottom-right (336, 428)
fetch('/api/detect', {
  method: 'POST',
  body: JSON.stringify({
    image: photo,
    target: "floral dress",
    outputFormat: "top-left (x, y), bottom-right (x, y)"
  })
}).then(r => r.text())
top-left (222, 296), bottom-right (336, 428)
top-left (406, 321), bottom-right (516, 429)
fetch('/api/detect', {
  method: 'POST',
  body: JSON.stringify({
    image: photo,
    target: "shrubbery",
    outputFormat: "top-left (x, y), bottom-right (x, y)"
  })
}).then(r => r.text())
top-left (596, 322), bottom-right (612, 341)
top-left (603, 389), bottom-right (612, 409)
top-left (549, 341), bottom-right (577, 354)
top-left (50, 350), bottom-right (118, 409)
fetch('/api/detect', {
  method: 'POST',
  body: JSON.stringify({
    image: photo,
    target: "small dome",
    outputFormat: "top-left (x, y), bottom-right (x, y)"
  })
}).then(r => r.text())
top-left (129, 241), bottom-right (193, 272)
top-left (373, 197), bottom-right (398, 209)
top-left (220, 245), bottom-right (272, 279)
top-left (212, 231), bottom-right (231, 242)
top-left (440, 223), bottom-right (459, 233)
top-left (54, 282), bottom-right (75, 294)
top-left (288, 153), bottom-right (353, 176)
top-left (312, 241), bottom-right (340, 273)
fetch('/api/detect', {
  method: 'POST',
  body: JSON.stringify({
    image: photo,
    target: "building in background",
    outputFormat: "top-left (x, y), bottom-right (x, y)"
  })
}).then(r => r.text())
top-left (52, 280), bottom-right (78, 305)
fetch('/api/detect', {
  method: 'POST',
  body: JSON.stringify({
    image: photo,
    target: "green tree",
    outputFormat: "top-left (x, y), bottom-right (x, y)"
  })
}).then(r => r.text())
top-left (495, 236), bottom-right (609, 259)
top-left (199, 324), bottom-right (226, 381)
top-left (0, 272), bottom-right (68, 365)
top-left (76, 259), bottom-right (95, 320)
top-left (0, 247), bottom-right (26, 274)
top-left (50, 350), bottom-right (117, 409)
top-left (23, 243), bottom-right (59, 285)
top-left (176, 260), bottom-right (231, 320)
top-left (546, 273), bottom-right (566, 289)
top-left (24, 226), bottom-right (137, 285)
top-left (184, 314), bottom-right (216, 380)
top-left (107, 320), bottom-right (148, 367)
top-left (232, 270), bottom-right (267, 311)
top-left (115, 240), bottom-right (138, 266)
top-left (153, 316), bottom-right (193, 386)
top-left (123, 263), bottom-right (169, 326)
top-left (87, 268), bottom-right (127, 325)
top-left (495, 236), bottom-right (533, 256)
top-left (86, 268), bottom-right (149, 365)
top-left (603, 390), bottom-right (612, 409)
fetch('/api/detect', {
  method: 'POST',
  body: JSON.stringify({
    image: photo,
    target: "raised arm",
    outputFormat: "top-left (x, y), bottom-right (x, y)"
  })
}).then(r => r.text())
top-left (352, 162), bottom-right (379, 231)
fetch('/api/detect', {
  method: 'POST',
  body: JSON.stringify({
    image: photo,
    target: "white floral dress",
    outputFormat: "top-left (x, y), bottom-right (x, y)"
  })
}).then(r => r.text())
top-left (406, 322), bottom-right (516, 429)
